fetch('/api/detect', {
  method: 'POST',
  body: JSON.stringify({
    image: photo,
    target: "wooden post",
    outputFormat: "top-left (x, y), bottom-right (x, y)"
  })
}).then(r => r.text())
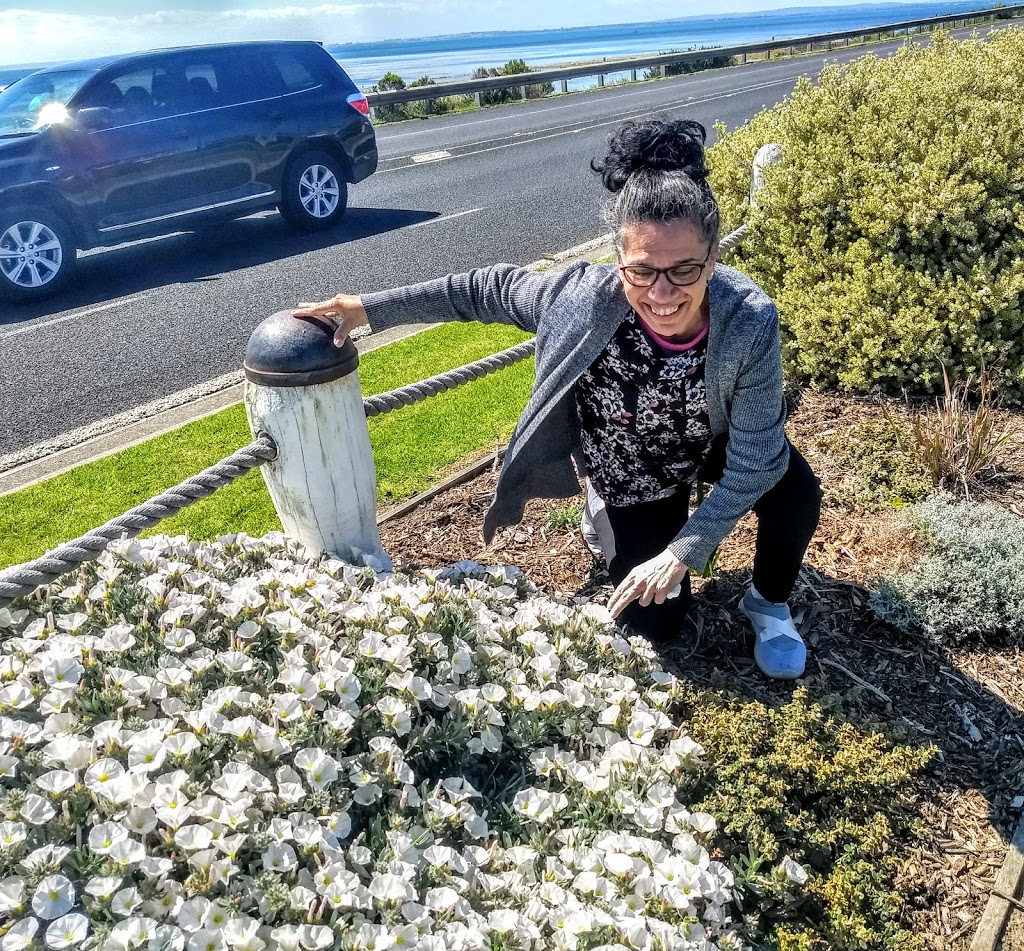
top-left (630, 68), bottom-right (637, 81)
top-left (520, 84), bottom-right (528, 100)
top-left (560, 79), bottom-right (569, 93)
top-left (424, 98), bottom-right (433, 115)
top-left (244, 311), bottom-right (390, 570)
top-left (597, 73), bottom-right (605, 87)
top-left (741, 52), bottom-right (747, 64)
top-left (475, 90), bottom-right (483, 107)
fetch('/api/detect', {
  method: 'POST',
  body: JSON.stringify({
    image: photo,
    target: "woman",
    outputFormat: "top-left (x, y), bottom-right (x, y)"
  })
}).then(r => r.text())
top-left (294, 118), bottom-right (821, 680)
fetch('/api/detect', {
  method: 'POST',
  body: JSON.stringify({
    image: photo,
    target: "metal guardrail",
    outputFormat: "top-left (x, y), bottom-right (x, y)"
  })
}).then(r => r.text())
top-left (364, 4), bottom-right (1024, 110)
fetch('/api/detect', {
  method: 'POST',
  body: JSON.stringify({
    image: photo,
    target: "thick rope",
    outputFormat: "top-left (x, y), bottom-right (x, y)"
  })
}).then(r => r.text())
top-left (0, 223), bottom-right (753, 607)
top-left (362, 340), bottom-right (537, 417)
top-left (718, 223), bottom-right (749, 257)
top-left (0, 435), bottom-right (277, 606)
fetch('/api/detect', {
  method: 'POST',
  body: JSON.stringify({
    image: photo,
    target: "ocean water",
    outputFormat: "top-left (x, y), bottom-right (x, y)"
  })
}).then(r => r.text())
top-left (328, 0), bottom-right (993, 88)
top-left (0, 0), bottom-right (1000, 93)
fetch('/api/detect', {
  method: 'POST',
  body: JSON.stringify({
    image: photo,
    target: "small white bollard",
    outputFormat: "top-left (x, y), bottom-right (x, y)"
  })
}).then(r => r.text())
top-left (244, 310), bottom-right (391, 570)
top-left (751, 143), bottom-right (784, 209)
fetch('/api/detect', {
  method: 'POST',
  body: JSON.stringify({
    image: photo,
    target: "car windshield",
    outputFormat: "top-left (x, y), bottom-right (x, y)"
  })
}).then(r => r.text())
top-left (0, 69), bottom-right (95, 136)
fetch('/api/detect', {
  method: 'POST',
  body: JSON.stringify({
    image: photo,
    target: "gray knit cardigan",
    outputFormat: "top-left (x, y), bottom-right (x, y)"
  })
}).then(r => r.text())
top-left (361, 261), bottom-right (788, 573)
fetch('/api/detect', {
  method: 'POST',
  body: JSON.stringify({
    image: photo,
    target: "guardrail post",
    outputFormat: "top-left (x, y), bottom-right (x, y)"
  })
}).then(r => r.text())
top-left (598, 74), bottom-right (605, 87)
top-left (520, 84), bottom-right (528, 100)
top-left (243, 311), bottom-right (391, 570)
top-left (425, 99), bottom-right (434, 115)
top-left (741, 52), bottom-right (747, 64)
top-left (475, 91), bottom-right (483, 107)
top-left (630, 69), bottom-right (637, 81)
top-left (561, 79), bottom-right (569, 93)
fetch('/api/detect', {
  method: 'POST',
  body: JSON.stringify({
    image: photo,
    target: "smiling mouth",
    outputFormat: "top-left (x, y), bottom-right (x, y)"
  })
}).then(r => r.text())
top-left (648, 304), bottom-right (681, 317)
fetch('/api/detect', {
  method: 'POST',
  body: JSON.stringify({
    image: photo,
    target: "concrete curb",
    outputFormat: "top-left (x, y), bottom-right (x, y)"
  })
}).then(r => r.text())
top-left (0, 233), bottom-right (615, 499)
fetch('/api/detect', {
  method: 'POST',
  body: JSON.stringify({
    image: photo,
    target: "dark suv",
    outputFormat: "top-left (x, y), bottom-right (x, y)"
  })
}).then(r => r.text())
top-left (0, 41), bottom-right (377, 301)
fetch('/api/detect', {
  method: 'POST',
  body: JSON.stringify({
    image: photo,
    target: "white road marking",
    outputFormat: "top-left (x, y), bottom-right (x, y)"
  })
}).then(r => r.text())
top-left (403, 208), bottom-right (486, 230)
top-left (0, 293), bottom-right (153, 339)
top-left (411, 149), bottom-right (453, 163)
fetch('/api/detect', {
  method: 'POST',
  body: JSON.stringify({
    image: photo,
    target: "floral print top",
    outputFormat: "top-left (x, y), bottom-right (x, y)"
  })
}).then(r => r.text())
top-left (574, 310), bottom-right (713, 507)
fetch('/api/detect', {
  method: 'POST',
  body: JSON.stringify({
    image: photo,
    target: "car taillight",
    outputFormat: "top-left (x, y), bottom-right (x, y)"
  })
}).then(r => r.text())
top-left (346, 93), bottom-right (370, 117)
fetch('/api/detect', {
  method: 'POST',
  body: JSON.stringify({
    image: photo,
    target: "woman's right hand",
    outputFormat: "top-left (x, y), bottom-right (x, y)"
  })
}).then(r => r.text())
top-left (292, 294), bottom-right (369, 348)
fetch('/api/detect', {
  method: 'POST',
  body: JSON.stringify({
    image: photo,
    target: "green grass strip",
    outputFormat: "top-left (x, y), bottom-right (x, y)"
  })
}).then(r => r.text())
top-left (0, 322), bottom-right (533, 570)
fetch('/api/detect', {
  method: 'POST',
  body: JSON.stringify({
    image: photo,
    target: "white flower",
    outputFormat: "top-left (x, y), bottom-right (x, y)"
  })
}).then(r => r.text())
top-left (0, 876), bottom-right (25, 912)
top-left (376, 696), bottom-right (412, 736)
top-left (21, 794), bottom-right (56, 825)
top-left (2, 917), bottom-right (39, 951)
top-left (45, 913), bottom-right (89, 949)
top-left (368, 874), bottom-right (415, 904)
top-left (779, 854), bottom-right (809, 885)
top-left (262, 843), bottom-right (297, 873)
top-left (293, 749), bottom-right (338, 790)
top-left (32, 875), bottom-right (75, 920)
top-left (89, 822), bottom-right (129, 854)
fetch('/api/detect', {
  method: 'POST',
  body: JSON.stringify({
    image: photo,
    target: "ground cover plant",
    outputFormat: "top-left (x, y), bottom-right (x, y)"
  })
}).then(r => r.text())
top-left (870, 497), bottom-right (1024, 645)
top-left (0, 531), bottom-right (932, 951)
top-left (709, 28), bottom-right (1024, 401)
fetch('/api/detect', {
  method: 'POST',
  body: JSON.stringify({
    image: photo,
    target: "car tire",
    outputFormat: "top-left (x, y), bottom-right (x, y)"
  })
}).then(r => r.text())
top-left (0, 207), bottom-right (76, 302)
top-left (278, 151), bottom-right (349, 231)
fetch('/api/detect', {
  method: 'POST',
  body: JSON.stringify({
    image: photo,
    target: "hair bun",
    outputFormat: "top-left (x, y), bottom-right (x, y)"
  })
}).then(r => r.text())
top-left (593, 119), bottom-right (709, 193)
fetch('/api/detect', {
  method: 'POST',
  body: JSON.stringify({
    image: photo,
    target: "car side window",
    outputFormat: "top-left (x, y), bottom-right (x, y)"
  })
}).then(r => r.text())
top-left (77, 60), bottom-right (189, 123)
top-left (182, 51), bottom-right (277, 108)
top-left (268, 52), bottom-right (320, 93)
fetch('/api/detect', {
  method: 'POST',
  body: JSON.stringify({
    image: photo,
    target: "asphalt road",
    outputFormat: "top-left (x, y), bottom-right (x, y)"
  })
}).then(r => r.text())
top-left (0, 23), bottom-right (1010, 456)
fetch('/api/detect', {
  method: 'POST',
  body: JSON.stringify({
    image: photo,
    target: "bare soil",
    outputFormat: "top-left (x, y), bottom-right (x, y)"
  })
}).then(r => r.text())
top-left (379, 387), bottom-right (1024, 949)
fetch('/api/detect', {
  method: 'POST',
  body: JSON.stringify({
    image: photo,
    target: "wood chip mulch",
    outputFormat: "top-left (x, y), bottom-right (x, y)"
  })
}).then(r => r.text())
top-left (378, 387), bottom-right (1024, 950)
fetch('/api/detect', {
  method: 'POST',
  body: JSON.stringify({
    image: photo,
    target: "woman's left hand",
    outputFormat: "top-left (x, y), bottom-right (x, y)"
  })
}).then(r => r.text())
top-left (607, 549), bottom-right (689, 618)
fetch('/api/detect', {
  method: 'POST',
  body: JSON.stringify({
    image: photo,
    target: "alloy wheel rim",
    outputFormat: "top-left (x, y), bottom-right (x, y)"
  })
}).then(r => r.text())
top-left (298, 165), bottom-right (341, 219)
top-left (0, 220), bottom-right (63, 288)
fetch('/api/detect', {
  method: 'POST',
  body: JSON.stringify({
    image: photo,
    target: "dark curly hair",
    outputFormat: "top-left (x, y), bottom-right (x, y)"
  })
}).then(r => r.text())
top-left (593, 118), bottom-right (720, 250)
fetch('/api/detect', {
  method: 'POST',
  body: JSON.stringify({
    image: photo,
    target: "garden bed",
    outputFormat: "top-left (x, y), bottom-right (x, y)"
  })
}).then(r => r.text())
top-left (379, 386), bottom-right (1024, 949)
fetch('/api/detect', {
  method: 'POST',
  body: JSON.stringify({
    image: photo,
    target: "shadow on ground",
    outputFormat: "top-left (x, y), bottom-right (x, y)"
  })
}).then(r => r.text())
top-left (0, 207), bottom-right (440, 325)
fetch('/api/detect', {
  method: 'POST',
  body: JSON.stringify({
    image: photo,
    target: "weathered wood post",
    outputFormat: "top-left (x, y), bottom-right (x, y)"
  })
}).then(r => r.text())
top-left (243, 311), bottom-right (391, 570)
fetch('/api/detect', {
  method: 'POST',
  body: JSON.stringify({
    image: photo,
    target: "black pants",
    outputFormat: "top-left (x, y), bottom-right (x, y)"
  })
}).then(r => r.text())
top-left (604, 437), bottom-right (822, 641)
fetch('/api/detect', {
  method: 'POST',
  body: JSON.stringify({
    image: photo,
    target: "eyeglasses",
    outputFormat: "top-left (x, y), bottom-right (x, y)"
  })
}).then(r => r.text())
top-left (618, 244), bottom-right (714, 288)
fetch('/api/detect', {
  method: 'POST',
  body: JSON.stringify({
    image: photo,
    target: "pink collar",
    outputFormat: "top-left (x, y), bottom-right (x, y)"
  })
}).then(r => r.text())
top-left (635, 313), bottom-right (710, 352)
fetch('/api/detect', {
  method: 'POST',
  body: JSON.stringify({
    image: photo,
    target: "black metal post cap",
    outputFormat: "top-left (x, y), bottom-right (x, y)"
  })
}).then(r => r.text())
top-left (244, 310), bottom-right (359, 387)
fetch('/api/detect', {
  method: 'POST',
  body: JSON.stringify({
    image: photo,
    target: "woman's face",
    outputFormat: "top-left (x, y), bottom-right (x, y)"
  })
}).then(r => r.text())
top-left (617, 219), bottom-right (716, 340)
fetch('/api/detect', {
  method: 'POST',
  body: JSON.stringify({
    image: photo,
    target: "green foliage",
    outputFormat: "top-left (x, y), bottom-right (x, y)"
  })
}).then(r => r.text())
top-left (819, 418), bottom-right (931, 511)
top-left (471, 58), bottom-right (554, 105)
top-left (870, 497), bottom-right (1024, 644)
top-left (644, 48), bottom-right (734, 79)
top-left (708, 30), bottom-right (1024, 402)
top-left (894, 365), bottom-right (1016, 492)
top-left (681, 688), bottom-right (932, 950)
top-left (544, 500), bottom-right (583, 533)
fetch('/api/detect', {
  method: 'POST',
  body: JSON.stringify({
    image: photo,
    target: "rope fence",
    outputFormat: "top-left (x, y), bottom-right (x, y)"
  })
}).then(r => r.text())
top-left (0, 223), bottom-right (751, 607)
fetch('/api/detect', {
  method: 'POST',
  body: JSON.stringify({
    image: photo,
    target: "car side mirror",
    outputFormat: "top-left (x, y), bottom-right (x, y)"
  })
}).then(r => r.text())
top-left (74, 106), bottom-right (114, 130)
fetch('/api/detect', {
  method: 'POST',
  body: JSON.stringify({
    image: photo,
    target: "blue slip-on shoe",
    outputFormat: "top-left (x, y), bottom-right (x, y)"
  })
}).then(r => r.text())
top-left (739, 586), bottom-right (807, 680)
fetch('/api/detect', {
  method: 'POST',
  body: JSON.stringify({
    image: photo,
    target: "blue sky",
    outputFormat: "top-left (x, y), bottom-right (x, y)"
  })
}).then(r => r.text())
top-left (0, 0), bottom-right (943, 65)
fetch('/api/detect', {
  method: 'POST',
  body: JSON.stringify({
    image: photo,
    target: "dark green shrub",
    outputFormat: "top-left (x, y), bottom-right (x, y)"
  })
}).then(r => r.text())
top-left (472, 58), bottom-right (553, 105)
top-left (644, 48), bottom-right (734, 79)
top-left (370, 71), bottom-right (411, 122)
top-left (708, 31), bottom-right (1024, 403)
top-left (682, 688), bottom-right (932, 950)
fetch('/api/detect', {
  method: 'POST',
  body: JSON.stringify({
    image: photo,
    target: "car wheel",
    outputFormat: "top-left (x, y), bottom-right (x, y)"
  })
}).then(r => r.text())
top-left (0, 207), bottom-right (76, 302)
top-left (279, 151), bottom-right (349, 231)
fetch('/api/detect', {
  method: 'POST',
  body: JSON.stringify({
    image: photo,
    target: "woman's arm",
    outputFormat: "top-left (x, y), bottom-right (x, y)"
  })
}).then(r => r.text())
top-left (294, 263), bottom-right (587, 347)
top-left (668, 303), bottom-right (789, 573)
